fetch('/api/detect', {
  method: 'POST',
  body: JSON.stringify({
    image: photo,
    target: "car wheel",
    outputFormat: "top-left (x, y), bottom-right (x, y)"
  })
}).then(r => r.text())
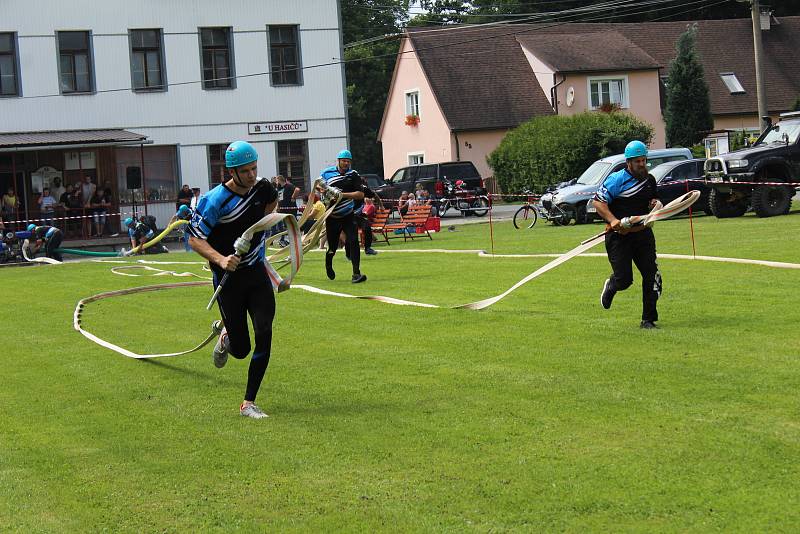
top-left (709, 189), bottom-right (747, 218)
top-left (751, 184), bottom-right (792, 217)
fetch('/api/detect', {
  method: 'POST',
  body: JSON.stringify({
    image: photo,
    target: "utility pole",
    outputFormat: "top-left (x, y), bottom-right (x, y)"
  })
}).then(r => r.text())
top-left (749, 0), bottom-right (769, 131)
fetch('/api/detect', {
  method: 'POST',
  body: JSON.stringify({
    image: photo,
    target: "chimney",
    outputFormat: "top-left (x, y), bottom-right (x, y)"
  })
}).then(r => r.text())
top-left (760, 7), bottom-right (772, 30)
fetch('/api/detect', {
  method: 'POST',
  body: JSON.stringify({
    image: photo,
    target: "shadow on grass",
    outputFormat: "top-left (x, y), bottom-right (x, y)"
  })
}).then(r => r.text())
top-left (139, 358), bottom-right (211, 381)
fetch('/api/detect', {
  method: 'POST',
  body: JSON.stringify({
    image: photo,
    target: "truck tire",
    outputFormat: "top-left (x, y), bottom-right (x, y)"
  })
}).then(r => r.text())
top-left (709, 189), bottom-right (747, 218)
top-left (751, 185), bottom-right (792, 217)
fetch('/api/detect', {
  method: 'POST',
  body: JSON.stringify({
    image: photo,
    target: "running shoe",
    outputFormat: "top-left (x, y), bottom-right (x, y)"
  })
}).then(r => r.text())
top-left (211, 320), bottom-right (229, 369)
top-left (240, 402), bottom-right (268, 419)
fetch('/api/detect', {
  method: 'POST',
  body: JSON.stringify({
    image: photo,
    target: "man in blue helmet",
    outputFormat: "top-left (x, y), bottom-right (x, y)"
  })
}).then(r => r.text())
top-left (168, 204), bottom-right (194, 252)
top-left (27, 223), bottom-right (63, 261)
top-left (316, 149), bottom-right (369, 283)
top-left (593, 140), bottom-right (662, 329)
top-left (124, 216), bottom-right (155, 253)
top-left (187, 140), bottom-right (279, 420)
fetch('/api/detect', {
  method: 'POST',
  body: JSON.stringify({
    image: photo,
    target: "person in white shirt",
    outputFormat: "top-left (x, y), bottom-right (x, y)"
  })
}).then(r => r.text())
top-left (38, 188), bottom-right (57, 226)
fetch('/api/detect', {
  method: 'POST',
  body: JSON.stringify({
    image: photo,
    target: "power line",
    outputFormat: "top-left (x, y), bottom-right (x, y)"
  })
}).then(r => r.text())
top-left (12, 0), bottom-right (730, 100)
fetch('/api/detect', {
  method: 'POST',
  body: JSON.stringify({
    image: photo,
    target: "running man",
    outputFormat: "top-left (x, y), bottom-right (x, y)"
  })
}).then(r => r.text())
top-left (187, 141), bottom-right (279, 419)
top-left (317, 149), bottom-right (367, 283)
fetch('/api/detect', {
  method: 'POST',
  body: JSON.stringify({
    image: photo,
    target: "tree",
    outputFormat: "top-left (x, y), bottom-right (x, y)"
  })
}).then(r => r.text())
top-left (342, 1), bottom-right (411, 174)
top-left (664, 26), bottom-right (714, 148)
top-left (488, 112), bottom-right (654, 193)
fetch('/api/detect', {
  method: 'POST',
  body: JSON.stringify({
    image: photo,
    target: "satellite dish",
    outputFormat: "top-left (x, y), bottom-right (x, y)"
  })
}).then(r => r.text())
top-left (566, 86), bottom-right (575, 107)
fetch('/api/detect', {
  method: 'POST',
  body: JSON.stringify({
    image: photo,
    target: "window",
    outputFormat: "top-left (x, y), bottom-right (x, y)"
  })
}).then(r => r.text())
top-left (720, 72), bottom-right (745, 94)
top-left (208, 144), bottom-right (232, 186)
top-left (0, 33), bottom-right (20, 97)
top-left (57, 31), bottom-right (93, 94)
top-left (200, 27), bottom-right (234, 89)
top-left (405, 90), bottom-right (420, 117)
top-left (115, 146), bottom-right (179, 203)
top-left (408, 153), bottom-right (424, 165)
top-left (588, 77), bottom-right (628, 109)
top-left (268, 26), bottom-right (301, 86)
top-left (277, 140), bottom-right (308, 190)
top-left (129, 29), bottom-right (165, 91)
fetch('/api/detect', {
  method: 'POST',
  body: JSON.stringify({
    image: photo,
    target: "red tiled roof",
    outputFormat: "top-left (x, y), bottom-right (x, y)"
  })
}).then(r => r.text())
top-left (406, 17), bottom-right (800, 130)
top-left (516, 31), bottom-right (660, 73)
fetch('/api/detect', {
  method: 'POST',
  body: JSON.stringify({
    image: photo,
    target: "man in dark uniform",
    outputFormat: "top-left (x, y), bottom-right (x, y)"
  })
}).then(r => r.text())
top-left (188, 140), bottom-right (279, 419)
top-left (593, 140), bottom-right (662, 329)
top-left (27, 223), bottom-right (63, 261)
top-left (317, 149), bottom-right (367, 283)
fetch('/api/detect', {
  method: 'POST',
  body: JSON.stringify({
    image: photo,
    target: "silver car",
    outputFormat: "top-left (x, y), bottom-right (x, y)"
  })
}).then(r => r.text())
top-left (541, 148), bottom-right (693, 224)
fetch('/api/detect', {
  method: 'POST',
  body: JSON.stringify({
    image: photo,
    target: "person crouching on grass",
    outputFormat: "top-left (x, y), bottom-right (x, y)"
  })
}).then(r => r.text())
top-left (593, 140), bottom-right (662, 330)
top-left (188, 141), bottom-right (279, 420)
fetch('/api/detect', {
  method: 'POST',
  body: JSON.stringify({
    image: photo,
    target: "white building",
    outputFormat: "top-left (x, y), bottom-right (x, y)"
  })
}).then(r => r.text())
top-left (0, 0), bottom-right (348, 231)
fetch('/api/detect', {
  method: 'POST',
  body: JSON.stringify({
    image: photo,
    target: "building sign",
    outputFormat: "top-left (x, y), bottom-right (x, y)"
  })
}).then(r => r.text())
top-left (248, 121), bottom-right (308, 135)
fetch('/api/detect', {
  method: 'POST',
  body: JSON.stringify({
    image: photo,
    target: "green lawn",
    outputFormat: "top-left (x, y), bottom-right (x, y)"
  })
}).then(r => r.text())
top-left (2, 206), bottom-right (799, 532)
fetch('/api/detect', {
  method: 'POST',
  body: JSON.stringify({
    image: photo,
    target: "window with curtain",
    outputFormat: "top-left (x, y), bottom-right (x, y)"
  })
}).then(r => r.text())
top-left (58, 31), bottom-right (93, 93)
top-left (589, 77), bottom-right (627, 109)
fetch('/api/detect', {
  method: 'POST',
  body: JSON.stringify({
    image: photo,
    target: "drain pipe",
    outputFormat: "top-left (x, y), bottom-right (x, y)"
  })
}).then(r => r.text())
top-left (550, 73), bottom-right (566, 114)
top-left (454, 130), bottom-right (461, 161)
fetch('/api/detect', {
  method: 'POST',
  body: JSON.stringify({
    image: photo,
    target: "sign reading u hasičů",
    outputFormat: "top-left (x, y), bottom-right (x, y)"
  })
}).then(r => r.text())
top-left (248, 121), bottom-right (308, 135)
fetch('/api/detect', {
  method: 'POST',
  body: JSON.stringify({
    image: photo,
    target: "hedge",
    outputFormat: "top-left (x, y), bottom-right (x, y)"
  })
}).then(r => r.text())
top-left (487, 112), bottom-right (654, 193)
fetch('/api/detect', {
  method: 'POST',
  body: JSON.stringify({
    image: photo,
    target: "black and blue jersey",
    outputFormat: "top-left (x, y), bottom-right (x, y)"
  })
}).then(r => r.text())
top-left (594, 168), bottom-right (657, 219)
top-left (188, 177), bottom-right (278, 276)
top-left (320, 166), bottom-right (362, 218)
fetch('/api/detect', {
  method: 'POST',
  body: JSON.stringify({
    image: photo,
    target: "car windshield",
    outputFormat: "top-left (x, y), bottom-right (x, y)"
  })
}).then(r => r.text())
top-left (755, 122), bottom-right (800, 146)
top-left (576, 161), bottom-right (612, 185)
top-left (650, 163), bottom-right (677, 182)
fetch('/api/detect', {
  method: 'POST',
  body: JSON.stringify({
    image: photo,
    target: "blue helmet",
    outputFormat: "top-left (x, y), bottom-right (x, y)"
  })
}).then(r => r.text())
top-left (177, 205), bottom-right (191, 216)
top-left (624, 140), bottom-right (648, 159)
top-left (337, 149), bottom-right (352, 160)
top-left (225, 141), bottom-right (258, 168)
top-left (27, 223), bottom-right (36, 232)
top-left (124, 217), bottom-right (134, 227)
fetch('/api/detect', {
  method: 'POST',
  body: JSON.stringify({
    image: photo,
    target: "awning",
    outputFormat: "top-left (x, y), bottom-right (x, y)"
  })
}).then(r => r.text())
top-left (0, 129), bottom-right (150, 152)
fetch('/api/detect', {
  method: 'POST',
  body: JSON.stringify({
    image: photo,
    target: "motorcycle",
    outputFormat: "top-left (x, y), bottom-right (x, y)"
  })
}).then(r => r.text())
top-left (435, 180), bottom-right (490, 217)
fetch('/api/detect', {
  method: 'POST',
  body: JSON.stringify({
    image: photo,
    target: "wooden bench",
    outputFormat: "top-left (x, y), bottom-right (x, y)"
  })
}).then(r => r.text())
top-left (367, 208), bottom-right (392, 245)
top-left (383, 205), bottom-right (434, 242)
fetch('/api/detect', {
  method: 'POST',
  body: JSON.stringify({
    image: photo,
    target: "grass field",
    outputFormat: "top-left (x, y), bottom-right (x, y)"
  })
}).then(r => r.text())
top-left (2, 206), bottom-right (799, 532)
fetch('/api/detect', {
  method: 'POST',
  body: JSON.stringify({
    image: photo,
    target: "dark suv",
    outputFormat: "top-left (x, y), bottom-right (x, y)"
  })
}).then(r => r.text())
top-left (704, 111), bottom-right (800, 218)
top-left (374, 161), bottom-right (485, 205)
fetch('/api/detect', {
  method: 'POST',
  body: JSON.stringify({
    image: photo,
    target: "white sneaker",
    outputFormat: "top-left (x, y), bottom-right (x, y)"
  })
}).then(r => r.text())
top-left (211, 320), bottom-right (229, 369)
top-left (240, 402), bottom-right (268, 419)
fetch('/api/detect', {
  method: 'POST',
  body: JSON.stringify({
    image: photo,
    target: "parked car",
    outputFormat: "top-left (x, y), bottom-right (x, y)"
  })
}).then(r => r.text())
top-left (705, 111), bottom-right (800, 218)
top-left (546, 147), bottom-right (693, 224)
top-left (374, 161), bottom-right (486, 216)
top-left (651, 158), bottom-right (711, 213)
top-left (361, 173), bottom-right (386, 190)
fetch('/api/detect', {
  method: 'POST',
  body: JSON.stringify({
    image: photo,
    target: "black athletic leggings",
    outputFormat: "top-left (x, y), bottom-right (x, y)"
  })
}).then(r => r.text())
top-left (325, 213), bottom-right (360, 275)
top-left (45, 230), bottom-right (63, 262)
top-left (214, 264), bottom-right (276, 402)
top-left (604, 228), bottom-right (662, 322)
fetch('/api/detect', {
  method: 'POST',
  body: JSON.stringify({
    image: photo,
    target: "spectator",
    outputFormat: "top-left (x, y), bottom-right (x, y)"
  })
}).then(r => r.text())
top-left (102, 180), bottom-right (113, 199)
top-left (58, 184), bottom-right (73, 206)
top-left (176, 184), bottom-right (193, 209)
top-left (398, 191), bottom-right (410, 217)
top-left (408, 193), bottom-right (417, 208)
top-left (89, 187), bottom-right (111, 237)
top-left (190, 187), bottom-right (201, 209)
top-left (2, 187), bottom-right (18, 223)
top-left (79, 176), bottom-right (96, 238)
top-left (275, 175), bottom-right (300, 248)
top-left (38, 187), bottom-right (57, 226)
top-left (360, 197), bottom-right (378, 255)
top-left (51, 177), bottom-right (66, 202)
top-left (27, 223), bottom-right (64, 262)
top-left (300, 194), bottom-right (325, 234)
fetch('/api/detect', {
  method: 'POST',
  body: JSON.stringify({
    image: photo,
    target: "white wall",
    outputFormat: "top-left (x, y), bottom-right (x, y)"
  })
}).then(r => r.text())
top-left (1, 0), bottom-right (347, 192)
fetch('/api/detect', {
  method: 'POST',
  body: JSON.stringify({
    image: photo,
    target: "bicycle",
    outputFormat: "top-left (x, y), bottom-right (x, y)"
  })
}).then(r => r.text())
top-left (513, 190), bottom-right (538, 229)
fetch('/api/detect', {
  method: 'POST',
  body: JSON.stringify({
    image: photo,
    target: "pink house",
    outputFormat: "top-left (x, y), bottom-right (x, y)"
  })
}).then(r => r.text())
top-left (379, 17), bottom-right (800, 183)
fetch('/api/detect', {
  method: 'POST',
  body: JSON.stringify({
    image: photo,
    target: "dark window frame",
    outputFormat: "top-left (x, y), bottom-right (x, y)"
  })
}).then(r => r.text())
top-left (56, 30), bottom-right (96, 95)
top-left (0, 32), bottom-right (22, 97)
top-left (267, 25), bottom-right (302, 87)
top-left (128, 28), bottom-right (167, 92)
top-left (275, 139), bottom-right (309, 190)
top-left (207, 143), bottom-right (232, 188)
top-left (198, 27), bottom-right (236, 90)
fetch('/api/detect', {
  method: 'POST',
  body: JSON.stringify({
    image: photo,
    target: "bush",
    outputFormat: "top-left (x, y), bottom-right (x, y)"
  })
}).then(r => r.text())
top-left (487, 112), bottom-right (654, 193)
